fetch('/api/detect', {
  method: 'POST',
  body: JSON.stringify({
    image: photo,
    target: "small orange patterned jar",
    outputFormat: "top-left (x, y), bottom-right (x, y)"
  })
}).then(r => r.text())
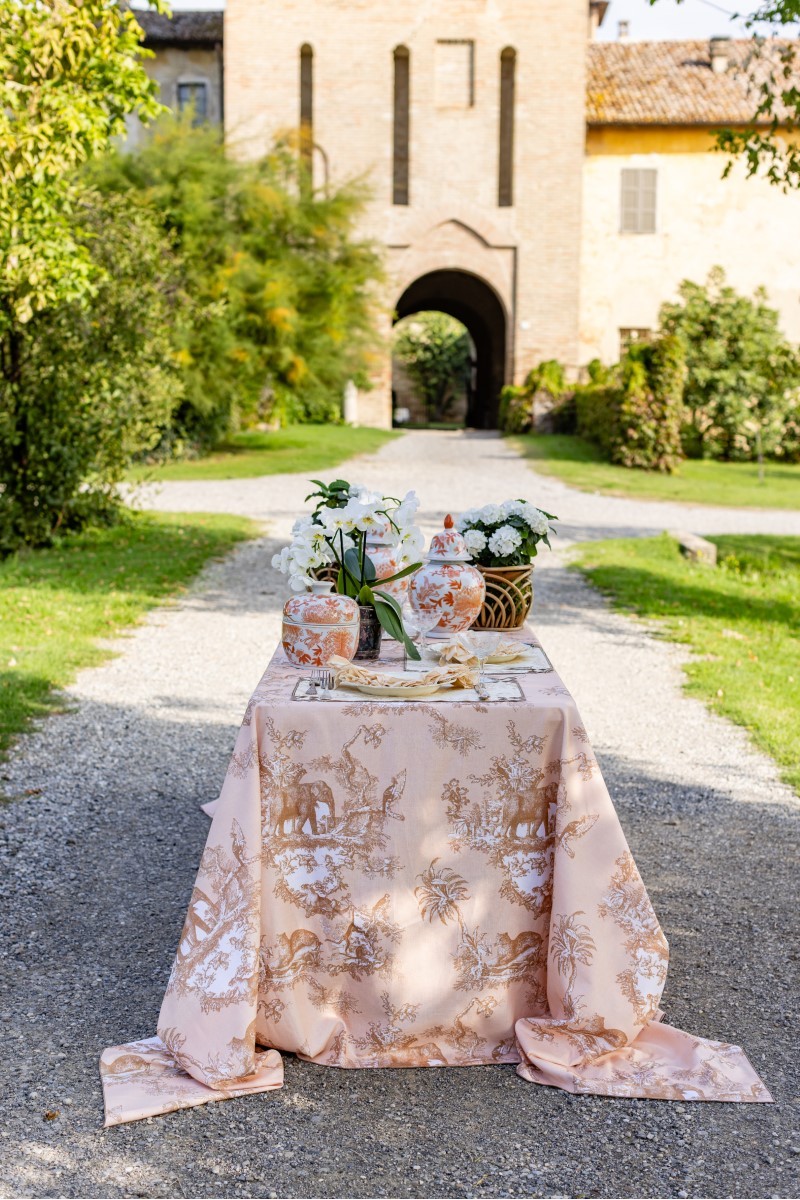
top-left (408, 515), bottom-right (486, 635)
top-left (282, 581), bottom-right (360, 667)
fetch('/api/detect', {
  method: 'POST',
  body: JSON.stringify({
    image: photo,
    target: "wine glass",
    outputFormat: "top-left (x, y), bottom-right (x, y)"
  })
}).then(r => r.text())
top-left (466, 631), bottom-right (503, 690)
top-left (403, 603), bottom-right (441, 656)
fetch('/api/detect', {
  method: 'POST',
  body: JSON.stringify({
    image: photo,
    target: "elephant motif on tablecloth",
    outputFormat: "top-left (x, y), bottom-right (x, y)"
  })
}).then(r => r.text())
top-left (273, 781), bottom-right (336, 837)
top-left (504, 780), bottom-right (558, 839)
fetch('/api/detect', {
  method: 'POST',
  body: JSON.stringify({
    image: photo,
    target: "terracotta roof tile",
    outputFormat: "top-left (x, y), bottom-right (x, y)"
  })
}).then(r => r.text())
top-left (587, 38), bottom-right (799, 125)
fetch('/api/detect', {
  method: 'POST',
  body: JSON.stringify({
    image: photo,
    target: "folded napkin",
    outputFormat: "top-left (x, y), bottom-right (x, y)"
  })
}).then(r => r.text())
top-left (327, 655), bottom-right (478, 690)
top-left (436, 633), bottom-right (526, 667)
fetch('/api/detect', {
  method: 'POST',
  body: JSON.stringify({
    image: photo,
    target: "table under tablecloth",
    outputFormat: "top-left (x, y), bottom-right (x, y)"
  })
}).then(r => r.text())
top-left (100, 632), bottom-right (770, 1125)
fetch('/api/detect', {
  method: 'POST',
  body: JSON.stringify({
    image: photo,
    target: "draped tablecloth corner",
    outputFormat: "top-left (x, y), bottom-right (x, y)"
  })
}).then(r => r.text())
top-left (100, 1039), bottom-right (283, 1127)
top-left (100, 636), bottom-right (772, 1126)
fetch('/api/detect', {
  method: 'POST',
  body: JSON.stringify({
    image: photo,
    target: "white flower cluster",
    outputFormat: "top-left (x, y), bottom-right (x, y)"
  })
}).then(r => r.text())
top-left (456, 500), bottom-right (550, 538)
top-left (488, 524), bottom-right (522, 557)
top-left (272, 484), bottom-right (423, 591)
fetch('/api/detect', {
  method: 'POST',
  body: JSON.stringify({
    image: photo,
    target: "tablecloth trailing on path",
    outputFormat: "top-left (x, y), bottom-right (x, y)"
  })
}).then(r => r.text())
top-left (101, 638), bottom-right (770, 1125)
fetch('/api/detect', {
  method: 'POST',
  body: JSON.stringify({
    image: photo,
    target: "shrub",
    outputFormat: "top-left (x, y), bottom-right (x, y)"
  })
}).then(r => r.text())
top-left (575, 336), bottom-right (686, 472)
top-left (659, 267), bottom-right (800, 461)
top-left (0, 193), bottom-right (181, 552)
top-left (498, 360), bottom-right (567, 434)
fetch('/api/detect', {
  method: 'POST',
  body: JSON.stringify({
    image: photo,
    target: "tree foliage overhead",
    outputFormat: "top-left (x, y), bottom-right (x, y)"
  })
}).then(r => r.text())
top-left (91, 118), bottom-right (386, 442)
top-left (393, 311), bottom-right (471, 423)
top-left (0, 0), bottom-right (172, 552)
top-left (649, 0), bottom-right (800, 188)
top-left (0, 0), bottom-right (164, 325)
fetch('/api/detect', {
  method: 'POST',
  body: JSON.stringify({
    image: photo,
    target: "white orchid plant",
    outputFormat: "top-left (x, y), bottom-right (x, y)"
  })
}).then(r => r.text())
top-left (272, 478), bottom-right (424, 657)
top-left (456, 500), bottom-right (557, 568)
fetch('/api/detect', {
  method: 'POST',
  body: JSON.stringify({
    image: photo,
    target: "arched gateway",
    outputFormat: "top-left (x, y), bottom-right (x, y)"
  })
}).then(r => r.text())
top-left (394, 270), bottom-right (508, 429)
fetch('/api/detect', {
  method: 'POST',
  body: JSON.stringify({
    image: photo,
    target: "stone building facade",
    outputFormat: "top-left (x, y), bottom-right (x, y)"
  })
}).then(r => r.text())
top-left (136, 9), bottom-right (800, 429)
top-left (127, 13), bottom-right (224, 149)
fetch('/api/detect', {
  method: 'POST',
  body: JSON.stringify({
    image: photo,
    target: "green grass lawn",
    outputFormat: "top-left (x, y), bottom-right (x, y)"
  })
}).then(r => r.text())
top-left (514, 433), bottom-right (800, 510)
top-left (0, 511), bottom-right (259, 760)
top-left (126, 425), bottom-right (400, 482)
top-left (575, 533), bottom-right (800, 793)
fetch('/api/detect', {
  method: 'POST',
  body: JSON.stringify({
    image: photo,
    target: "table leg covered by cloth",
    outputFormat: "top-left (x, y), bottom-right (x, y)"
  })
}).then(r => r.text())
top-left (100, 636), bottom-right (770, 1125)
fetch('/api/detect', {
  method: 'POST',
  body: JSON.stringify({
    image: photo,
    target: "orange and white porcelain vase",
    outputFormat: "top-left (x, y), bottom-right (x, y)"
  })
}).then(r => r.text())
top-left (365, 519), bottom-right (407, 602)
top-left (408, 514), bottom-right (485, 635)
top-left (282, 580), bottom-right (360, 667)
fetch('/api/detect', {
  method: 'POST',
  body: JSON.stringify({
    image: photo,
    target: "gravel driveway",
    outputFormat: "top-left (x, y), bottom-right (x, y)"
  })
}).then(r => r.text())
top-left (1, 431), bottom-right (798, 1200)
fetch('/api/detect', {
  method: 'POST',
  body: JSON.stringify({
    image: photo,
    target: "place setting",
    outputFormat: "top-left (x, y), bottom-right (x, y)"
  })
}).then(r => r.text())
top-left (100, 481), bottom-right (771, 1128)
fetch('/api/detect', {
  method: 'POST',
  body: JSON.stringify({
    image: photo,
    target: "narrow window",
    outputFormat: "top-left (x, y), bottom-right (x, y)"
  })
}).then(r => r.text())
top-left (300, 44), bottom-right (314, 166)
top-left (177, 81), bottom-right (208, 124)
top-left (393, 46), bottom-right (410, 206)
top-left (620, 168), bottom-right (657, 234)
top-left (435, 40), bottom-right (475, 108)
top-left (498, 47), bottom-right (516, 207)
top-left (619, 327), bottom-right (653, 355)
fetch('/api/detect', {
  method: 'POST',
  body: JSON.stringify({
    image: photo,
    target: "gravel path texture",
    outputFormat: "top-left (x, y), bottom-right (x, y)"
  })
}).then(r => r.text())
top-left (1, 431), bottom-right (798, 1200)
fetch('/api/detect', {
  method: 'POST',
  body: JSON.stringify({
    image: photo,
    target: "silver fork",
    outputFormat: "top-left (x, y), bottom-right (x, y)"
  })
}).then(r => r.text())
top-left (311, 667), bottom-right (333, 693)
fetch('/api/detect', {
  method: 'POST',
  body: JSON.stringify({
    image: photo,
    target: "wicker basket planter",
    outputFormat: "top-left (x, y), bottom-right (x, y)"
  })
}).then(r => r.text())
top-left (472, 564), bottom-right (534, 630)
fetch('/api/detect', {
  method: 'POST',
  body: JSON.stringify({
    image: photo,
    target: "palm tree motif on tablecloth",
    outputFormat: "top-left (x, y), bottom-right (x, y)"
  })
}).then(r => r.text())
top-left (413, 858), bottom-right (545, 996)
top-left (414, 858), bottom-right (470, 924)
top-left (549, 911), bottom-right (596, 1014)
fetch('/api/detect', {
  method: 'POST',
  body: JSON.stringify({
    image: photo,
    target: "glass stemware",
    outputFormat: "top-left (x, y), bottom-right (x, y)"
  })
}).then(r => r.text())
top-left (466, 631), bottom-right (503, 690)
top-left (402, 603), bottom-right (441, 656)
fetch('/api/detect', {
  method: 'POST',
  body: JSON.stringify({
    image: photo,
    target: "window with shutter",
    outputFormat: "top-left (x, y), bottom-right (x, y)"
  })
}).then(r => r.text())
top-left (620, 168), bottom-right (657, 234)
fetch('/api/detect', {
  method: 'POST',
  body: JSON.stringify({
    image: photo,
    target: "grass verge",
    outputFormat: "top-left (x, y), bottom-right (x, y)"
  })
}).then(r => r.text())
top-left (574, 533), bottom-right (800, 794)
top-left (0, 511), bottom-right (259, 759)
top-left (126, 425), bottom-right (400, 482)
top-left (514, 433), bottom-right (800, 510)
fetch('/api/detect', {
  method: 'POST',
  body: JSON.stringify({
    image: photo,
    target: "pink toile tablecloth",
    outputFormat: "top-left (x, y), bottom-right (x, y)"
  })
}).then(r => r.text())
top-left (100, 632), bottom-right (770, 1125)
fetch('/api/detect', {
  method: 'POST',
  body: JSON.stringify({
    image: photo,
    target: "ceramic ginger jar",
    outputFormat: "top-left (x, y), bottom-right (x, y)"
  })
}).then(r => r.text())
top-left (282, 580), bottom-right (359, 667)
top-left (365, 519), bottom-right (407, 602)
top-left (408, 514), bottom-right (485, 635)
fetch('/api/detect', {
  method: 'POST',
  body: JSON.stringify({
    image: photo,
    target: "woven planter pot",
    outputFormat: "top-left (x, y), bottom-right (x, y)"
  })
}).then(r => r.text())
top-left (312, 565), bottom-right (339, 586)
top-left (472, 564), bottom-right (534, 630)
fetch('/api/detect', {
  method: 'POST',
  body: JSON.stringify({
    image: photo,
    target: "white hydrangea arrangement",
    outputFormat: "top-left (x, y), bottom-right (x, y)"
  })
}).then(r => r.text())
top-left (456, 499), bottom-right (557, 568)
top-left (271, 478), bottom-right (425, 655)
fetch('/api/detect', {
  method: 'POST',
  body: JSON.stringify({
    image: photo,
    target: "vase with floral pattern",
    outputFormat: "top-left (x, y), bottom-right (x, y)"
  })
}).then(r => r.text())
top-left (365, 519), bottom-right (409, 602)
top-left (408, 515), bottom-right (485, 635)
top-left (282, 580), bottom-right (360, 667)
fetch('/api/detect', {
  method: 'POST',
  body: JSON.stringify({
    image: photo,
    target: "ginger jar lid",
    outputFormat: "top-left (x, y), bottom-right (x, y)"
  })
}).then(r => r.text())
top-left (427, 515), bottom-right (472, 563)
top-left (283, 579), bottom-right (358, 624)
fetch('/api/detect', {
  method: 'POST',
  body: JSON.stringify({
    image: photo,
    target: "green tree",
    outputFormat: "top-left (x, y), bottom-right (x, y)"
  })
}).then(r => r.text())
top-left (393, 311), bottom-right (471, 423)
top-left (659, 267), bottom-right (800, 461)
top-left (0, 0), bottom-right (166, 549)
top-left (649, 0), bottom-right (800, 188)
top-left (91, 117), bottom-right (386, 445)
top-left (0, 0), bottom-right (163, 327)
top-left (0, 192), bottom-right (182, 551)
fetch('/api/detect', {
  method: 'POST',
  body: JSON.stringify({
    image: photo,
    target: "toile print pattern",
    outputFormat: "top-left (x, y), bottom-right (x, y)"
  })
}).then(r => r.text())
top-left (101, 637), bottom-right (771, 1125)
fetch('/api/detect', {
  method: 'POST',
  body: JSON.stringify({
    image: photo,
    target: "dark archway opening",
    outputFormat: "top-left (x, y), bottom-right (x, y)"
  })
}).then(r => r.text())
top-left (394, 269), bottom-right (508, 429)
